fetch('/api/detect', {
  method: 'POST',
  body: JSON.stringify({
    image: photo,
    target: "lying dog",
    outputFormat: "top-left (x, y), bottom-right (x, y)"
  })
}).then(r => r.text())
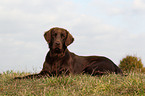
top-left (14, 27), bottom-right (123, 79)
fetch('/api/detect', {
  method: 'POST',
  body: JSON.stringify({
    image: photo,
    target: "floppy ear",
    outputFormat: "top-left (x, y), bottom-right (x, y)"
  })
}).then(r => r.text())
top-left (44, 30), bottom-right (51, 43)
top-left (65, 30), bottom-right (74, 46)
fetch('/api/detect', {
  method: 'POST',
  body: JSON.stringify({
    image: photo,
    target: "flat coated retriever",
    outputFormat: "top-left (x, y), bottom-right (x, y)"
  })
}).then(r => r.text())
top-left (14, 27), bottom-right (123, 79)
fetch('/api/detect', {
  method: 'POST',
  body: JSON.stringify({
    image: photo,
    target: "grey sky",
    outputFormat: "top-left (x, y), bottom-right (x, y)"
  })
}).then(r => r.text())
top-left (0, 0), bottom-right (145, 73)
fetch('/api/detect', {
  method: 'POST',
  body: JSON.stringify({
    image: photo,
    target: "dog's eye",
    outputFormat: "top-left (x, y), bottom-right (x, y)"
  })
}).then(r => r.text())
top-left (61, 34), bottom-right (65, 38)
top-left (54, 33), bottom-right (57, 37)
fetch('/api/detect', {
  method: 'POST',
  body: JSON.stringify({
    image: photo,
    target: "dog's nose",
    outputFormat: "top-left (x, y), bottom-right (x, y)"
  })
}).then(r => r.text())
top-left (55, 41), bottom-right (60, 45)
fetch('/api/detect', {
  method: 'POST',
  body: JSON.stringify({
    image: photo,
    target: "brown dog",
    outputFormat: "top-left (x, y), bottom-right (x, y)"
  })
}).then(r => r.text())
top-left (14, 27), bottom-right (123, 79)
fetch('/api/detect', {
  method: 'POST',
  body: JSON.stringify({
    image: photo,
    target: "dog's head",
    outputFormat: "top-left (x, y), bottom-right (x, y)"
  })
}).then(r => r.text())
top-left (44, 27), bottom-right (74, 53)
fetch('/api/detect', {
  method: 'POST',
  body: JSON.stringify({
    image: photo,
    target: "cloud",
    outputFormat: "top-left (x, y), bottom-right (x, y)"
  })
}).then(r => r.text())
top-left (0, 32), bottom-right (46, 72)
top-left (0, 0), bottom-right (145, 72)
top-left (133, 0), bottom-right (145, 10)
top-left (0, 0), bottom-right (80, 72)
top-left (0, 0), bottom-right (79, 33)
top-left (88, 0), bottom-right (124, 15)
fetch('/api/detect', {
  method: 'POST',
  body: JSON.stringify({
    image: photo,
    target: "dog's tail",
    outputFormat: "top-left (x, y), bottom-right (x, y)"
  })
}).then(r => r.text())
top-left (114, 64), bottom-right (123, 75)
top-left (114, 64), bottom-right (128, 76)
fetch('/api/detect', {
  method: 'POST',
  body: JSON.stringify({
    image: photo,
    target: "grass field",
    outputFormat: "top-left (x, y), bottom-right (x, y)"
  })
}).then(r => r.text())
top-left (0, 71), bottom-right (145, 96)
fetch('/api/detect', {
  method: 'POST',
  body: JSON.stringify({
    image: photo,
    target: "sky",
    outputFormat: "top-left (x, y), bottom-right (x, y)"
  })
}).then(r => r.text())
top-left (0, 0), bottom-right (145, 73)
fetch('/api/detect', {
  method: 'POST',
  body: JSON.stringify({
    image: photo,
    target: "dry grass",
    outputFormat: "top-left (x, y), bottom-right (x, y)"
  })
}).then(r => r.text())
top-left (0, 71), bottom-right (145, 96)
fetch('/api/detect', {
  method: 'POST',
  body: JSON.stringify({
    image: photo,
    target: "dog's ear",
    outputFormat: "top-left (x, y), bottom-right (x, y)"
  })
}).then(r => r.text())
top-left (65, 30), bottom-right (74, 46)
top-left (44, 29), bottom-right (52, 43)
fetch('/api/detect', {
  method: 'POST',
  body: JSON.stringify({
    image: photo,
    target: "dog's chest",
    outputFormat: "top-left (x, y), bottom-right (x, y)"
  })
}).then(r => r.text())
top-left (50, 60), bottom-right (69, 75)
